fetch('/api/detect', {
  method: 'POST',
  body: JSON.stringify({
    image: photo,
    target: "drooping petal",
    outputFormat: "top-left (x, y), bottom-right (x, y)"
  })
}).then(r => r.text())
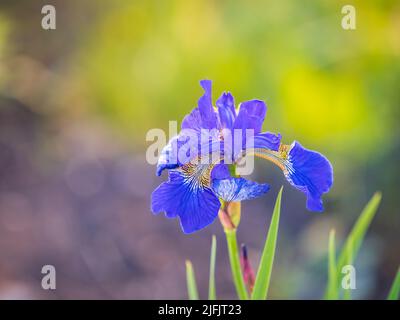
top-left (156, 129), bottom-right (225, 177)
top-left (156, 131), bottom-right (200, 176)
top-left (178, 188), bottom-right (221, 234)
top-left (198, 80), bottom-right (218, 129)
top-left (216, 92), bottom-right (236, 129)
top-left (212, 177), bottom-right (270, 202)
top-left (253, 132), bottom-right (282, 152)
top-left (151, 170), bottom-right (221, 233)
top-left (234, 99), bottom-right (267, 134)
top-left (283, 141), bottom-right (333, 212)
top-left (156, 136), bottom-right (180, 176)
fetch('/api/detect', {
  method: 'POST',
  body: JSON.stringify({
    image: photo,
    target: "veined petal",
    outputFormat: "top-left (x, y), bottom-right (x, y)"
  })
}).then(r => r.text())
top-left (248, 142), bottom-right (333, 211)
top-left (156, 131), bottom-right (199, 176)
top-left (156, 136), bottom-right (180, 176)
top-left (212, 177), bottom-right (270, 202)
top-left (231, 100), bottom-right (268, 159)
top-left (182, 107), bottom-right (202, 131)
top-left (216, 92), bottom-right (236, 129)
top-left (156, 131), bottom-right (224, 177)
top-left (234, 100), bottom-right (266, 134)
top-left (240, 99), bottom-right (266, 119)
top-left (211, 163), bottom-right (231, 180)
top-left (198, 80), bottom-right (218, 129)
top-left (151, 165), bottom-right (221, 234)
top-left (253, 132), bottom-right (282, 152)
top-left (230, 108), bottom-right (254, 159)
top-left (283, 142), bottom-right (333, 211)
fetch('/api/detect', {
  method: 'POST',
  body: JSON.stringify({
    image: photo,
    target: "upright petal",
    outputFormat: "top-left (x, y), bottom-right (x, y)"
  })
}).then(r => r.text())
top-left (283, 141), bottom-right (333, 211)
top-left (151, 169), bottom-right (221, 234)
top-left (181, 107), bottom-right (202, 132)
top-left (234, 100), bottom-right (267, 134)
top-left (198, 80), bottom-right (218, 129)
top-left (216, 92), bottom-right (236, 129)
top-left (230, 100), bottom-right (268, 159)
top-left (212, 177), bottom-right (270, 202)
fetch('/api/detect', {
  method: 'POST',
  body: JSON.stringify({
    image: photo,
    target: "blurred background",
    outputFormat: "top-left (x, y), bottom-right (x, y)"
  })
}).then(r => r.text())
top-left (0, 0), bottom-right (398, 299)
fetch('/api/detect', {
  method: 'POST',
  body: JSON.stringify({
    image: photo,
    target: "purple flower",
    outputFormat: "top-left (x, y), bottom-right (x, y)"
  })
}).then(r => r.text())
top-left (151, 80), bottom-right (333, 233)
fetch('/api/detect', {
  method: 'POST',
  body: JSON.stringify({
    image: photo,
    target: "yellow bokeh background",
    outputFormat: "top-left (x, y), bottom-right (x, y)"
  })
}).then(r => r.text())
top-left (0, 0), bottom-right (398, 299)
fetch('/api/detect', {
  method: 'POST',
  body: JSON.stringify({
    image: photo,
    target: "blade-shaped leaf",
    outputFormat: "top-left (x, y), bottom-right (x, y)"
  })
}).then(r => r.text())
top-left (324, 192), bottom-right (382, 298)
top-left (326, 229), bottom-right (339, 300)
top-left (337, 192), bottom-right (381, 272)
top-left (342, 244), bottom-right (353, 300)
top-left (251, 186), bottom-right (283, 300)
top-left (185, 260), bottom-right (199, 300)
top-left (387, 267), bottom-right (400, 300)
top-left (208, 235), bottom-right (217, 300)
top-left (226, 229), bottom-right (249, 300)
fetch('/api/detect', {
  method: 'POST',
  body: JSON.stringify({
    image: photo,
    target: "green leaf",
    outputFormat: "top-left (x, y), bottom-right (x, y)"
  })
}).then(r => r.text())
top-left (225, 229), bottom-right (249, 300)
top-left (387, 267), bottom-right (400, 300)
top-left (337, 192), bottom-right (381, 271)
top-left (251, 186), bottom-right (283, 300)
top-left (342, 242), bottom-right (354, 300)
top-left (185, 260), bottom-right (199, 300)
top-left (326, 229), bottom-right (339, 300)
top-left (208, 235), bottom-right (217, 300)
top-left (324, 192), bottom-right (382, 299)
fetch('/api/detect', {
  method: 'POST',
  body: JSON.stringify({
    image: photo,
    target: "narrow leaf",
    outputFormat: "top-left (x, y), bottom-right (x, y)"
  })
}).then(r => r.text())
top-left (324, 192), bottom-right (382, 298)
top-left (251, 186), bottom-right (283, 300)
top-left (208, 235), bottom-right (217, 300)
top-left (337, 192), bottom-right (381, 272)
top-left (387, 267), bottom-right (400, 300)
top-left (342, 244), bottom-right (353, 300)
top-left (226, 229), bottom-right (249, 300)
top-left (326, 229), bottom-right (339, 299)
top-left (185, 260), bottom-right (199, 300)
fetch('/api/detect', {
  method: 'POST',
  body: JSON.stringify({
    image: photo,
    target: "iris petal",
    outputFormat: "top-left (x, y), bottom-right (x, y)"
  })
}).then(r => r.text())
top-left (211, 163), bottom-right (231, 180)
top-left (216, 92), bottom-right (236, 129)
top-left (234, 100), bottom-right (267, 134)
top-left (283, 141), bottom-right (333, 212)
top-left (151, 170), bottom-right (221, 234)
top-left (212, 177), bottom-right (270, 202)
top-left (253, 132), bottom-right (282, 152)
top-left (230, 100), bottom-right (268, 160)
top-left (182, 107), bottom-right (202, 131)
top-left (156, 132), bottom-right (200, 176)
top-left (198, 80), bottom-right (218, 129)
top-left (156, 136), bottom-right (180, 176)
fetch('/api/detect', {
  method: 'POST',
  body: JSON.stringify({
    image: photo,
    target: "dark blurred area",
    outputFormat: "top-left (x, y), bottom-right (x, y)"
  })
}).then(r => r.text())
top-left (0, 0), bottom-right (398, 299)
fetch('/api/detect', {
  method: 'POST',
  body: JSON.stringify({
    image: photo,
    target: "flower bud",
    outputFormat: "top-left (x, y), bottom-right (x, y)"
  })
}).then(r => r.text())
top-left (218, 201), bottom-right (241, 231)
top-left (240, 244), bottom-right (255, 293)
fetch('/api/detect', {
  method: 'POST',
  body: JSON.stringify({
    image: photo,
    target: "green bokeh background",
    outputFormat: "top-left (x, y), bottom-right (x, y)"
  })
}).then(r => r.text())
top-left (0, 0), bottom-right (398, 299)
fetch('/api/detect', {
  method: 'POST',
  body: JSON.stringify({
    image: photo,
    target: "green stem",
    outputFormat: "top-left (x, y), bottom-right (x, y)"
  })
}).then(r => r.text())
top-left (225, 229), bottom-right (249, 300)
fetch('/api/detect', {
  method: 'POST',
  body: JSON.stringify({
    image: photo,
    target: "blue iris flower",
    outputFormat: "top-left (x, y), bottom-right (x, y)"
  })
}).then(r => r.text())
top-left (151, 80), bottom-right (333, 234)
